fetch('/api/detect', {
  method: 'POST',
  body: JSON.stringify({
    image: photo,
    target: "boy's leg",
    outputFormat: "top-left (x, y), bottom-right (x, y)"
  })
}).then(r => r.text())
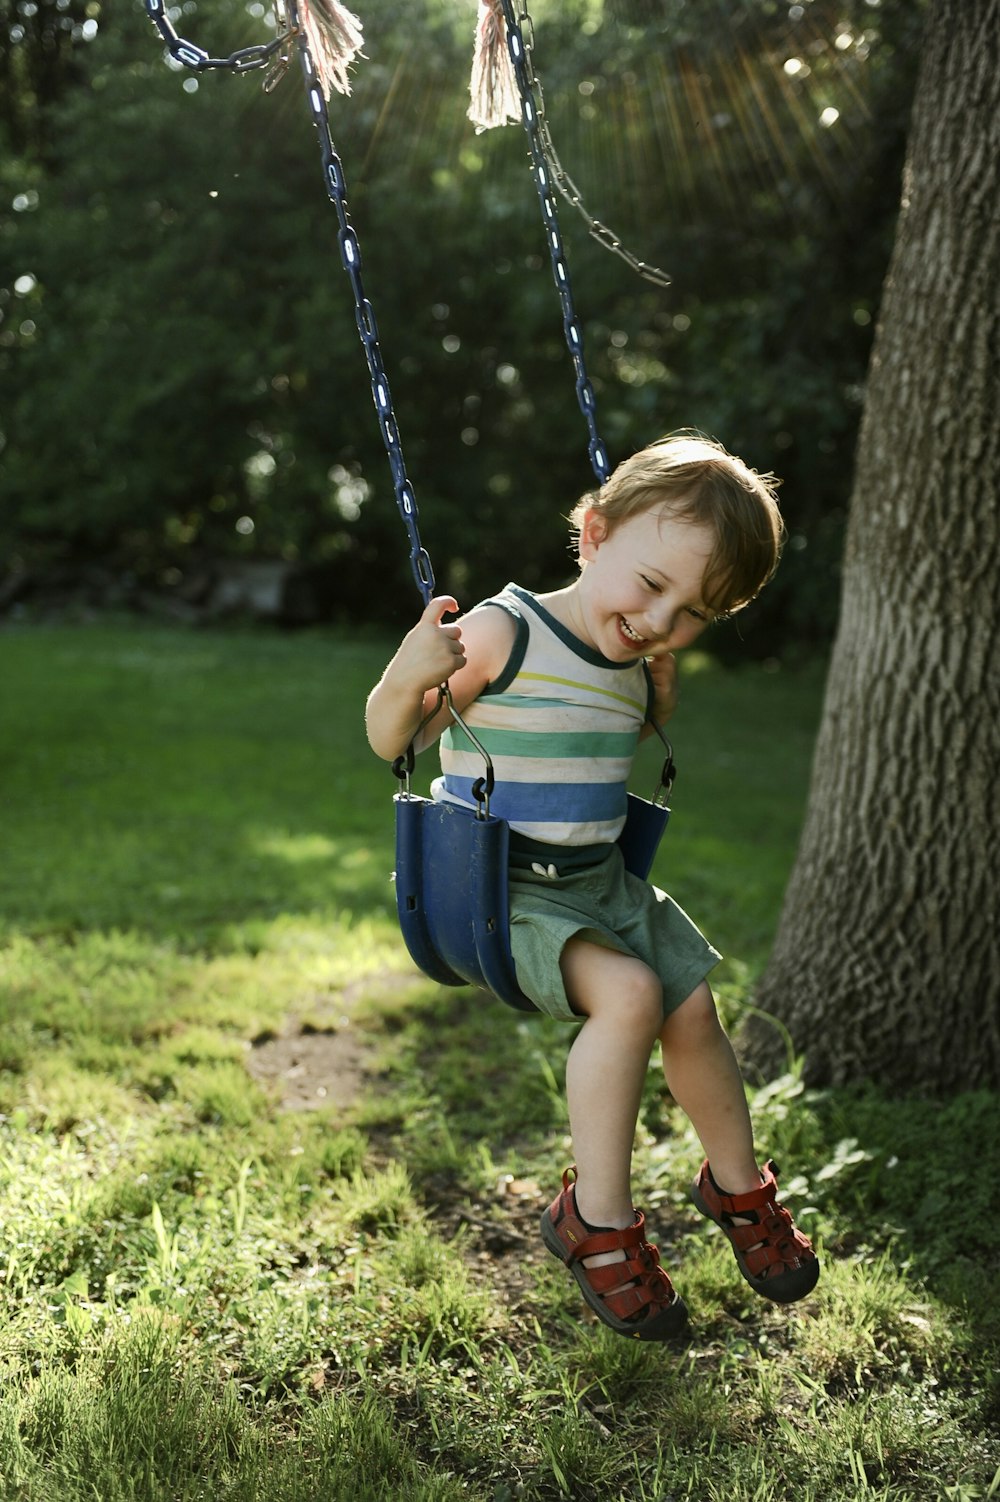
top-left (541, 936), bottom-right (686, 1337)
top-left (657, 981), bottom-right (760, 1195)
top-left (560, 936), bottom-right (664, 1230)
top-left (661, 982), bottom-right (819, 1300)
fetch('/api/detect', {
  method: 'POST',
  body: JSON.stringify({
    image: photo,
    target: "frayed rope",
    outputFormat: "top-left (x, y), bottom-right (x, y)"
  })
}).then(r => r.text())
top-left (468, 0), bottom-right (520, 131)
top-left (299, 0), bottom-right (365, 99)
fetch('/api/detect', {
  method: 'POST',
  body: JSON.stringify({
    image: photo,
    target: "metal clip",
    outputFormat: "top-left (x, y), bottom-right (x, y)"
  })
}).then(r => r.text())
top-left (263, 47), bottom-right (291, 92)
top-left (391, 746), bottom-right (414, 799)
top-left (645, 716), bottom-right (676, 806)
top-left (263, 0), bottom-right (295, 92)
top-left (445, 688), bottom-right (495, 820)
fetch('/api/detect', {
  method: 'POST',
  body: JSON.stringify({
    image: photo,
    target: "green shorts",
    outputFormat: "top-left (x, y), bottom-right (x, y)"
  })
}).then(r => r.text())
top-left (508, 844), bottom-right (721, 1021)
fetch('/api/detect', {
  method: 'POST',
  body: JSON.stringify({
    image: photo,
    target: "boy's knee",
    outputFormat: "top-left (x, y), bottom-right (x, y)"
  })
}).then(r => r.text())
top-left (613, 959), bottom-right (665, 1036)
top-left (661, 980), bottom-right (722, 1044)
top-left (561, 940), bottom-right (663, 1032)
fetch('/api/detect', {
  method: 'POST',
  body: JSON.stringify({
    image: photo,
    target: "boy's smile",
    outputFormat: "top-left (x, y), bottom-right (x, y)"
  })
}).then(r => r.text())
top-left (572, 505), bottom-right (718, 661)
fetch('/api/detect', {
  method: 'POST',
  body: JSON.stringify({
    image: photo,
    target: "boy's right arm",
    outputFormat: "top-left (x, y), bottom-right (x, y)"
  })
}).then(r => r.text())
top-left (364, 595), bottom-right (514, 762)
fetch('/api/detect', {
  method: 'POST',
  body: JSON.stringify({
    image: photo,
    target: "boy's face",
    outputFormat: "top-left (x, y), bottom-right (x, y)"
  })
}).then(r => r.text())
top-left (575, 504), bottom-right (717, 660)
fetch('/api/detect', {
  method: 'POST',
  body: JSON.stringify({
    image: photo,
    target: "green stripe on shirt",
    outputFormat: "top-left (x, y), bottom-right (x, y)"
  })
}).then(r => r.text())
top-left (442, 725), bottom-right (639, 759)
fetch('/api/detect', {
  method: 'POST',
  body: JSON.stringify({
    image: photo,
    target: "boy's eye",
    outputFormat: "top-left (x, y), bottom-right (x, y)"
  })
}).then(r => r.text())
top-left (641, 575), bottom-right (661, 592)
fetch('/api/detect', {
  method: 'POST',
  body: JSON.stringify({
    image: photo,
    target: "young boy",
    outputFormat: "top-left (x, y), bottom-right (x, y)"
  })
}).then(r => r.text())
top-left (366, 433), bottom-right (818, 1340)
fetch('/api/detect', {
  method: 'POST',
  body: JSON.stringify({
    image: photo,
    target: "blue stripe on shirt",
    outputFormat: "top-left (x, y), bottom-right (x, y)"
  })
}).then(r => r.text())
top-left (442, 774), bottom-right (628, 824)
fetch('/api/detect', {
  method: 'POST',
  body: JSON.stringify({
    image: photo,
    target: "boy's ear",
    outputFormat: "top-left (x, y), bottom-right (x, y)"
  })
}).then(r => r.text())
top-left (578, 508), bottom-right (608, 562)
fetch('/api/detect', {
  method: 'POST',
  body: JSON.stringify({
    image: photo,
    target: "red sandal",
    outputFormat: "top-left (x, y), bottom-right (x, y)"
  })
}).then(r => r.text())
top-left (691, 1158), bottom-right (819, 1303)
top-left (540, 1167), bottom-right (688, 1340)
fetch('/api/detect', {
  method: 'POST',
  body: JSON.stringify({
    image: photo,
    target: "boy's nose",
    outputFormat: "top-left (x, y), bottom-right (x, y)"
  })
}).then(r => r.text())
top-left (646, 601), bottom-right (678, 640)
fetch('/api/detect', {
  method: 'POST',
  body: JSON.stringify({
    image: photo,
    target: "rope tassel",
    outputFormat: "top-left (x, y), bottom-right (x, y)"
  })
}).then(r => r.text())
top-left (299, 0), bottom-right (365, 99)
top-left (468, 0), bottom-right (520, 131)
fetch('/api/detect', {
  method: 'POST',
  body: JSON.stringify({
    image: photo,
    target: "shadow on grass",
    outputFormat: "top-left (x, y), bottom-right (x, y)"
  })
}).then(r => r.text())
top-left (810, 1085), bottom-right (1000, 1302)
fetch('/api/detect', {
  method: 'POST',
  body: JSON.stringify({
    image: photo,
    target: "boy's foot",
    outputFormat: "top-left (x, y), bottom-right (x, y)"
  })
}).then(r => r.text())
top-left (540, 1167), bottom-right (688, 1340)
top-left (690, 1158), bottom-right (819, 1303)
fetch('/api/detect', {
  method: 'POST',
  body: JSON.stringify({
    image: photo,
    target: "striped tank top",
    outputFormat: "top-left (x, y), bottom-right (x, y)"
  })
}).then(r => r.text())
top-left (433, 583), bottom-right (651, 846)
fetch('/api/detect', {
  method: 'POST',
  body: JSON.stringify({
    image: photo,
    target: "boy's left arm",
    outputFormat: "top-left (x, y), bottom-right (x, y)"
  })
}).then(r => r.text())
top-left (640, 651), bottom-right (679, 737)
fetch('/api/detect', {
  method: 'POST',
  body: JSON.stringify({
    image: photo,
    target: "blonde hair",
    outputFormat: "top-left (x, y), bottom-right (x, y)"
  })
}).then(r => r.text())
top-left (569, 432), bottom-right (784, 615)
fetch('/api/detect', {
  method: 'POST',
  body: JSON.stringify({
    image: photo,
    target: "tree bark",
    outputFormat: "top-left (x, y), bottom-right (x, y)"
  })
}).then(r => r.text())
top-left (744, 0), bottom-right (1000, 1093)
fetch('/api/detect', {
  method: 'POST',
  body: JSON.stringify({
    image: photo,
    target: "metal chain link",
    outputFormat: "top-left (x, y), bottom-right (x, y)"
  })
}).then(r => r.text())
top-left (283, 0), bottom-right (436, 603)
top-left (498, 0), bottom-right (609, 485)
top-left (508, 0), bottom-right (671, 291)
top-left (143, 0), bottom-right (288, 73)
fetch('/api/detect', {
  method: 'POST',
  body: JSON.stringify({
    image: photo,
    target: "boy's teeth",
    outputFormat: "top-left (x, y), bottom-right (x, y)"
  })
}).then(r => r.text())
top-left (621, 618), bottom-right (643, 642)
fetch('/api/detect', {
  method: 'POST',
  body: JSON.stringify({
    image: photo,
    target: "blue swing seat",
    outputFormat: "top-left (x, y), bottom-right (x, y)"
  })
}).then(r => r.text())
top-left (394, 788), bottom-right (670, 1013)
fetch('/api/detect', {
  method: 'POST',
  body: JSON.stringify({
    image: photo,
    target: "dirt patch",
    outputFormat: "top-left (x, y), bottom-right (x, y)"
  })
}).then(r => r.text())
top-left (246, 971), bottom-right (425, 1111)
top-left (419, 1171), bottom-right (552, 1318)
top-left (246, 1022), bottom-right (370, 1111)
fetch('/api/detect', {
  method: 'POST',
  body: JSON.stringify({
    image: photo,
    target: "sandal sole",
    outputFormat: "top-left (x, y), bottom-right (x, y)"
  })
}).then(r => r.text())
top-left (540, 1209), bottom-right (688, 1340)
top-left (690, 1181), bottom-right (820, 1304)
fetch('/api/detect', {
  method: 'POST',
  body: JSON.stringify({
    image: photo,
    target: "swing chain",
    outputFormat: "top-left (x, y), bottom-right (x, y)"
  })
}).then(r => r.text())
top-left (143, 0), bottom-right (290, 74)
top-left (506, 0), bottom-right (671, 291)
top-left (498, 0), bottom-right (609, 486)
top-left (288, 0), bottom-right (435, 605)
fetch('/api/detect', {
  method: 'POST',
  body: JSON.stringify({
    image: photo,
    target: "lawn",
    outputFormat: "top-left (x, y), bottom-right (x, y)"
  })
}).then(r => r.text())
top-left (0, 621), bottom-right (997, 1501)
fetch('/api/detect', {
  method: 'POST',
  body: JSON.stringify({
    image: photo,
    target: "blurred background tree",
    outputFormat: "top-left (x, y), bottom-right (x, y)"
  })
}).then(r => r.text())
top-left (1, 0), bottom-right (926, 651)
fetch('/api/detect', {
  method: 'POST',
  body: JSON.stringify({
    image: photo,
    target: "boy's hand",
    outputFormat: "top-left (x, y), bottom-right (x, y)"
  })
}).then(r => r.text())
top-left (646, 650), bottom-right (679, 723)
top-left (393, 595), bottom-right (466, 695)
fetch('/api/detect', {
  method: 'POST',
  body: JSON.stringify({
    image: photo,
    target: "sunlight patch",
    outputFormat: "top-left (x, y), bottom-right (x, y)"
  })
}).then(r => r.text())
top-left (251, 831), bottom-right (339, 862)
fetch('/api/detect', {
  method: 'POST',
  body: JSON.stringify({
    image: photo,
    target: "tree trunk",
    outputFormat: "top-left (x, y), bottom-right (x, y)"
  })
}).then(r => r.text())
top-left (744, 0), bottom-right (1000, 1093)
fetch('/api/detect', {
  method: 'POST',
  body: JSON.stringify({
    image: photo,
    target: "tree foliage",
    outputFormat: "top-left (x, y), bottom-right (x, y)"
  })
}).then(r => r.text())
top-left (1, 0), bottom-right (925, 645)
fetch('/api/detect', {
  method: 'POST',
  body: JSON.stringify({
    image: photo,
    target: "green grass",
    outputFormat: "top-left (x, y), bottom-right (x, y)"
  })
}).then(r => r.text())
top-left (0, 621), bottom-right (998, 1501)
